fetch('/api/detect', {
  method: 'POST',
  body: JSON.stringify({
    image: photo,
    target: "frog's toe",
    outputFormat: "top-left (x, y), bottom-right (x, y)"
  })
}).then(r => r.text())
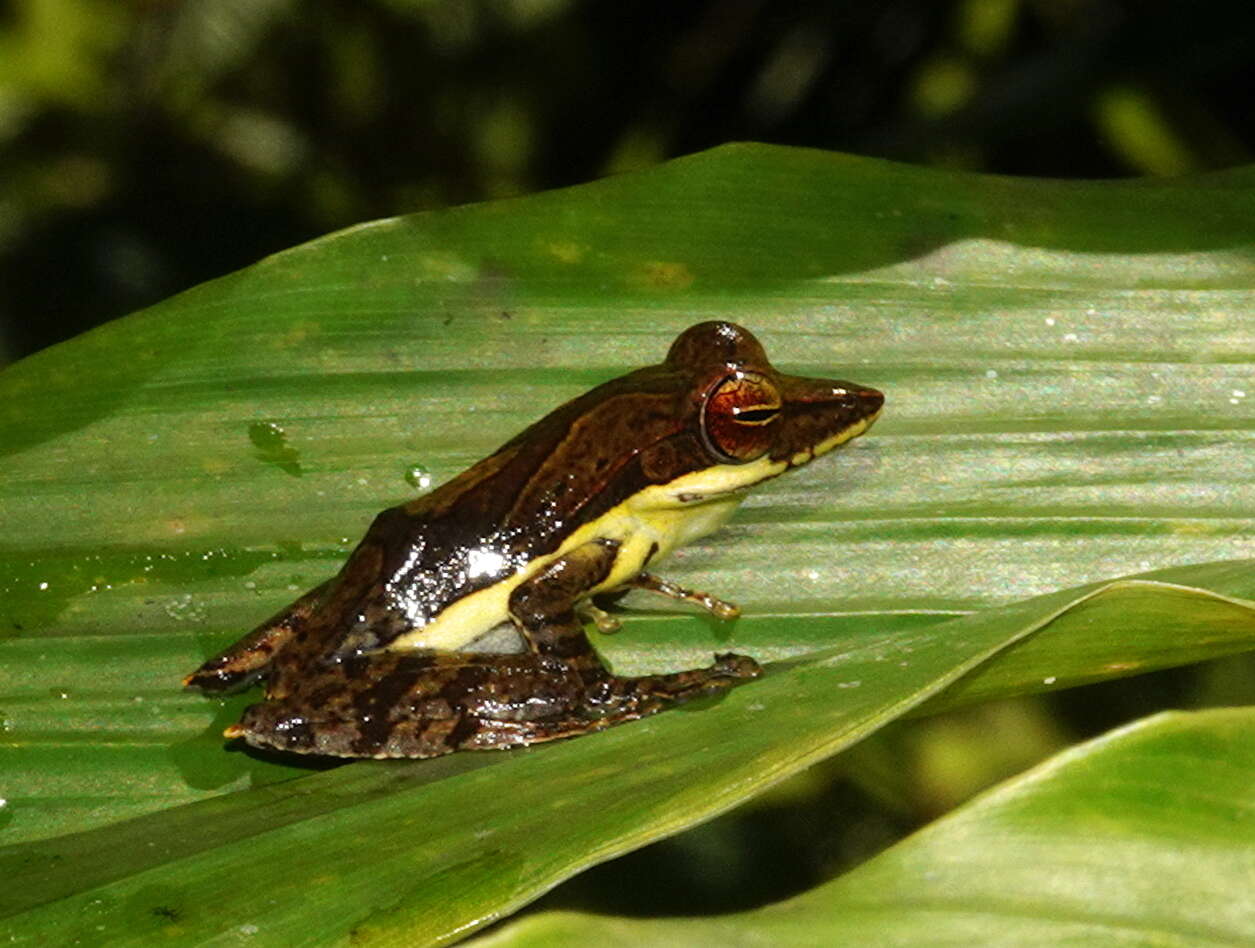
top-left (224, 701), bottom-right (359, 756)
top-left (711, 652), bottom-right (763, 679)
top-left (224, 702), bottom-right (317, 754)
top-left (185, 660), bottom-right (265, 693)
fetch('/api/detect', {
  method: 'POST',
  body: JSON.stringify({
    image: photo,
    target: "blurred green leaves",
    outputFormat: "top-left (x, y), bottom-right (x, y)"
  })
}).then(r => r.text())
top-left (1, 144), bottom-right (1254, 943)
top-left (6, 2), bottom-right (1255, 367)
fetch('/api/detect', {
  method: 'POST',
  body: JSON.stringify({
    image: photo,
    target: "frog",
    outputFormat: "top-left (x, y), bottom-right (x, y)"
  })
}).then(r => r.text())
top-left (184, 321), bottom-right (884, 758)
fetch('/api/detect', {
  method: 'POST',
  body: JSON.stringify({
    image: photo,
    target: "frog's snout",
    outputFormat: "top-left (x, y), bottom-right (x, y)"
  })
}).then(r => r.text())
top-left (856, 386), bottom-right (885, 422)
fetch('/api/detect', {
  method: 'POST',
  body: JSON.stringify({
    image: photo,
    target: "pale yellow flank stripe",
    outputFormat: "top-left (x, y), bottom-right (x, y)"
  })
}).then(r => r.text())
top-left (389, 462), bottom-right (763, 653)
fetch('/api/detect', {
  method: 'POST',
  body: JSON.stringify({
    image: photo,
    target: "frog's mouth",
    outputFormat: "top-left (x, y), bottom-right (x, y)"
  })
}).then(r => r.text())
top-left (795, 401), bottom-right (883, 466)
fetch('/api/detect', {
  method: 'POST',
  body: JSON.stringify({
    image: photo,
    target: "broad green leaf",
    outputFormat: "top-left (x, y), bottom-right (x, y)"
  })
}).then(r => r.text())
top-left (479, 706), bottom-right (1255, 946)
top-left (1, 144), bottom-right (1254, 943)
top-left (3, 567), bottom-right (1253, 945)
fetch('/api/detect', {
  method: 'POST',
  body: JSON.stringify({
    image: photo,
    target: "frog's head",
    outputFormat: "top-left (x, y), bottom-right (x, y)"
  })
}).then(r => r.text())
top-left (463, 320), bottom-right (883, 527)
top-left (664, 320), bottom-right (883, 477)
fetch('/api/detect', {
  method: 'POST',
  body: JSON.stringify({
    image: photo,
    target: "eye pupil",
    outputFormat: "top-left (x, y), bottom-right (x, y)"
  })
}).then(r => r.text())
top-left (734, 407), bottom-right (779, 424)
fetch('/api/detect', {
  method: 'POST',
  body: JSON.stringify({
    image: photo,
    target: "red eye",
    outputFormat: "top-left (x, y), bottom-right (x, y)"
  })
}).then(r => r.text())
top-left (700, 372), bottom-right (782, 463)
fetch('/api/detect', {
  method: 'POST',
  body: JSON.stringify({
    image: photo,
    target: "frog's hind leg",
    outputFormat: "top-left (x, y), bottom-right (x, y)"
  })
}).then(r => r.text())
top-left (224, 651), bottom-right (602, 758)
top-left (183, 578), bottom-right (334, 692)
top-left (225, 649), bottom-right (758, 759)
top-left (395, 654), bottom-right (759, 753)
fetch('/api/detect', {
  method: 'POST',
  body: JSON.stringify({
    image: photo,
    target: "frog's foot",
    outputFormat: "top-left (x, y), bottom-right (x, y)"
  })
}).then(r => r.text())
top-left (626, 573), bottom-right (740, 621)
top-left (183, 622), bottom-right (293, 692)
top-left (577, 602), bottom-right (622, 634)
top-left (184, 653), bottom-right (268, 693)
top-left (593, 651), bottom-right (761, 714)
top-left (183, 578), bottom-right (333, 692)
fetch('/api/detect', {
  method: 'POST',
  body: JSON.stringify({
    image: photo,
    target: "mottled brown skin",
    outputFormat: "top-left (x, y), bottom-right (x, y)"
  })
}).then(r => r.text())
top-left (184, 321), bottom-right (884, 759)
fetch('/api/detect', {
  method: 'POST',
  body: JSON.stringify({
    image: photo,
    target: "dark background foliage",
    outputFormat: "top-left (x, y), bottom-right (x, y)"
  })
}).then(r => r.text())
top-left (2, 0), bottom-right (1253, 363)
top-left (3, 0), bottom-right (1254, 923)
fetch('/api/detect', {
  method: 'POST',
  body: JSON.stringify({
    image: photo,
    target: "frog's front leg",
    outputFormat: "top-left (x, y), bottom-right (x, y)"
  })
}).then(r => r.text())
top-left (590, 572), bottom-right (740, 628)
top-left (623, 572), bottom-right (741, 620)
top-left (507, 540), bottom-right (761, 717)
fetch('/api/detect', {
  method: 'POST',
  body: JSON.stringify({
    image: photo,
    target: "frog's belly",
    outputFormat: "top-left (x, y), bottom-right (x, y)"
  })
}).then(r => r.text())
top-left (389, 491), bottom-right (746, 653)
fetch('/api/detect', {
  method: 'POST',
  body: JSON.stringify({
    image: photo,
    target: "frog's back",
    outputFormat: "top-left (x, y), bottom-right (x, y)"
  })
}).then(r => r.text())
top-left (338, 364), bottom-right (704, 650)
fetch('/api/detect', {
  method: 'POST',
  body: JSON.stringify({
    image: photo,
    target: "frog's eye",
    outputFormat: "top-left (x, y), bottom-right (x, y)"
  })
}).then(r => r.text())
top-left (700, 371), bottom-right (782, 463)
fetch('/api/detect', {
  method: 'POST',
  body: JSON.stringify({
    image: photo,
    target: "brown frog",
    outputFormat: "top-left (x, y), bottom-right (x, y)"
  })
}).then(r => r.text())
top-left (185, 321), bottom-right (883, 758)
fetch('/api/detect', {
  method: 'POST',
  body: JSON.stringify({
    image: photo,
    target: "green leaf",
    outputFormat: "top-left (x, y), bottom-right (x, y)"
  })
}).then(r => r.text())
top-left (2, 144), bottom-right (1254, 943)
top-left (475, 706), bottom-right (1255, 946)
top-left (3, 567), bottom-right (1253, 945)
